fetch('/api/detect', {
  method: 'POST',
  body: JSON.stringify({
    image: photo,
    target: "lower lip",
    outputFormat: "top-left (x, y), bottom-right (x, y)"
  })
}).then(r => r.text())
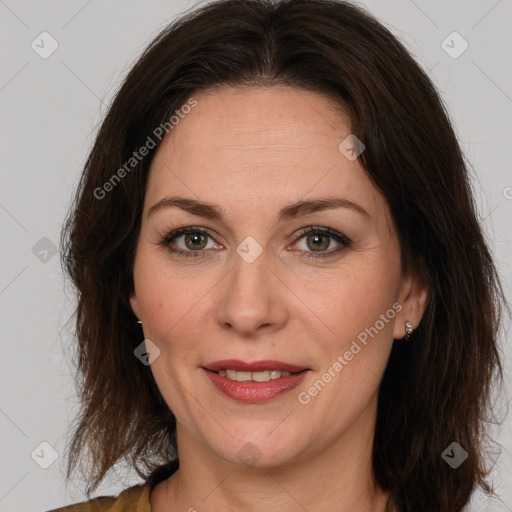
top-left (203, 369), bottom-right (309, 403)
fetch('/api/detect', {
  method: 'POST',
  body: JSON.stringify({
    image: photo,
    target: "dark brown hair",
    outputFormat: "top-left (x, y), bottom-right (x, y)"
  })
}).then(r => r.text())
top-left (60, 1), bottom-right (507, 510)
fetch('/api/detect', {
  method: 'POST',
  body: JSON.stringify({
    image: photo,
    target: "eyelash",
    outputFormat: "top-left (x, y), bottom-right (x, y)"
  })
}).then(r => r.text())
top-left (157, 225), bottom-right (352, 260)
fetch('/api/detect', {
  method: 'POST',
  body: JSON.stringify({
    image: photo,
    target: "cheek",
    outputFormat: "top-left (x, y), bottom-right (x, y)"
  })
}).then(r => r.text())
top-left (134, 262), bottom-right (210, 417)
top-left (296, 269), bottom-right (398, 435)
top-left (133, 252), bottom-right (209, 353)
top-left (303, 258), bottom-right (400, 350)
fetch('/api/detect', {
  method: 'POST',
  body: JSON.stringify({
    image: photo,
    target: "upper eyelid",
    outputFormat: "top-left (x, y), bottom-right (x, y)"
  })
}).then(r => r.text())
top-left (164, 226), bottom-right (221, 244)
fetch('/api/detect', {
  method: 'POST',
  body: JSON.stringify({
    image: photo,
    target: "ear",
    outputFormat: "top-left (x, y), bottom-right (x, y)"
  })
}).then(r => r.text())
top-left (393, 266), bottom-right (429, 340)
top-left (129, 290), bottom-right (141, 321)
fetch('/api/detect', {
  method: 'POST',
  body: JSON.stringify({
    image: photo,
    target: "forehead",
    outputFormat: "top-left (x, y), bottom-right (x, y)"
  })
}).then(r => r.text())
top-left (161, 85), bottom-right (351, 163)
top-left (144, 85), bottom-right (386, 222)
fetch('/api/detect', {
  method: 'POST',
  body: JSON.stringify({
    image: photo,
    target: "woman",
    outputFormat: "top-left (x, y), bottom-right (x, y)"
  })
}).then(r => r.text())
top-left (52, 0), bottom-right (506, 511)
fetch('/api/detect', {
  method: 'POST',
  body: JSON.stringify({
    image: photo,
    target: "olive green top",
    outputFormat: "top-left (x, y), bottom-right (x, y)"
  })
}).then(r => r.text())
top-left (47, 461), bottom-right (178, 512)
top-left (47, 482), bottom-right (152, 512)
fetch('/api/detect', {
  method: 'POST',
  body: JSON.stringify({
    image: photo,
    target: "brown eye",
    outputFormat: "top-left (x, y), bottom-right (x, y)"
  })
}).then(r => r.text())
top-left (294, 226), bottom-right (352, 259)
top-left (159, 227), bottom-right (221, 258)
top-left (304, 233), bottom-right (330, 252)
top-left (183, 232), bottom-right (208, 250)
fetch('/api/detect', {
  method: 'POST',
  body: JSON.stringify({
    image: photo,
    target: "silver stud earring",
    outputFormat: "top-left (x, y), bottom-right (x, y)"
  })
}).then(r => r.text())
top-left (137, 320), bottom-right (142, 326)
top-left (404, 321), bottom-right (414, 341)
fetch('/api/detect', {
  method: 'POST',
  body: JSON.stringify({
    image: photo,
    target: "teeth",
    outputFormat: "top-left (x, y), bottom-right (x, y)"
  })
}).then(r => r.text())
top-left (252, 371), bottom-right (270, 382)
top-left (236, 371), bottom-right (252, 381)
top-left (217, 369), bottom-right (293, 382)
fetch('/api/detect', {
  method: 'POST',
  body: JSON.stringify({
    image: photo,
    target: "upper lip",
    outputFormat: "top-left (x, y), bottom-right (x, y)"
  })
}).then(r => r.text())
top-left (204, 359), bottom-right (308, 373)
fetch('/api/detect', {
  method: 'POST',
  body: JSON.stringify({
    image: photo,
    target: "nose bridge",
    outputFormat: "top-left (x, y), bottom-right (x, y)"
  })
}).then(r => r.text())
top-left (217, 239), bottom-right (286, 334)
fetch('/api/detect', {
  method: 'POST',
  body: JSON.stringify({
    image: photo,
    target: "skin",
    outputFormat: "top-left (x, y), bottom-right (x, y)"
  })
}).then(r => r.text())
top-left (129, 85), bottom-right (428, 512)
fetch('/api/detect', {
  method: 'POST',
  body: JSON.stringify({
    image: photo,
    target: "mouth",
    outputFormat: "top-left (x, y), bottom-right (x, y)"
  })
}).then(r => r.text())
top-left (202, 360), bottom-right (310, 403)
top-left (207, 368), bottom-right (301, 382)
top-left (204, 359), bottom-right (309, 379)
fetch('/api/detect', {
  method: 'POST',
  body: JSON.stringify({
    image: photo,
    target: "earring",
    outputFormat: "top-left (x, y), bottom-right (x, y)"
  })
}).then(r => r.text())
top-left (137, 320), bottom-right (142, 326)
top-left (404, 321), bottom-right (414, 341)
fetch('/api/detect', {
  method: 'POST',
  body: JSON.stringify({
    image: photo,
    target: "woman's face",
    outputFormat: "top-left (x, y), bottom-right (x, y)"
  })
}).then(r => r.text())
top-left (130, 85), bottom-right (426, 469)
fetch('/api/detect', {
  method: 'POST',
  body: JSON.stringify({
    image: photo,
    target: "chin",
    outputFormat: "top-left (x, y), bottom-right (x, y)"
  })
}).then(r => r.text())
top-left (206, 433), bottom-right (306, 470)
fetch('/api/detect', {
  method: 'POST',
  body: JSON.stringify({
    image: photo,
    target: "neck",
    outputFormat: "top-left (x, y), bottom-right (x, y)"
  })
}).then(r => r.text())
top-left (151, 394), bottom-right (389, 512)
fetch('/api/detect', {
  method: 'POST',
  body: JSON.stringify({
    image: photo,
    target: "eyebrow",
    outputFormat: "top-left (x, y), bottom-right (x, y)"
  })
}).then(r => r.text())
top-left (147, 195), bottom-right (370, 222)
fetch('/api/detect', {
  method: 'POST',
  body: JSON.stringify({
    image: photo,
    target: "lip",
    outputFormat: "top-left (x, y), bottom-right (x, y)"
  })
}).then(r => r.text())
top-left (202, 360), bottom-right (310, 404)
top-left (203, 359), bottom-right (308, 373)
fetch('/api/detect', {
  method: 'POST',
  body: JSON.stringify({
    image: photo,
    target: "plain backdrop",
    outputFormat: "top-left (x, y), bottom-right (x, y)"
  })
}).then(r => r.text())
top-left (0, 1), bottom-right (511, 511)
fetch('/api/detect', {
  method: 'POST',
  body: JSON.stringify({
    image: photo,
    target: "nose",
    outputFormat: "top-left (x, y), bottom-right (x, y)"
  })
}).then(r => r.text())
top-left (216, 248), bottom-right (289, 338)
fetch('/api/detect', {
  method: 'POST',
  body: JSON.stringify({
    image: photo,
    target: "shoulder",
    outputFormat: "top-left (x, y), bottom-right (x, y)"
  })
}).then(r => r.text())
top-left (47, 482), bottom-right (151, 512)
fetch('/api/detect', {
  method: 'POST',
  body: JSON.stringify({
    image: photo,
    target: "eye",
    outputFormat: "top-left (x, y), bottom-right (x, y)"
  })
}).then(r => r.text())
top-left (292, 226), bottom-right (352, 259)
top-left (158, 227), bottom-right (222, 258)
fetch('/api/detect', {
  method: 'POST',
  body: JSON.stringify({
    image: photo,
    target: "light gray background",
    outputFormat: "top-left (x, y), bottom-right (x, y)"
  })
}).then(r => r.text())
top-left (1, 1), bottom-right (511, 511)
